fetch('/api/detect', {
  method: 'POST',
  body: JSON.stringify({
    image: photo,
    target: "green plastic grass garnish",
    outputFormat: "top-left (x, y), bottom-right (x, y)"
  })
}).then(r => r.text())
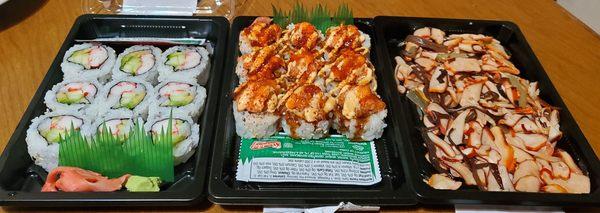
top-left (58, 118), bottom-right (174, 182)
top-left (289, 2), bottom-right (309, 24)
top-left (271, 3), bottom-right (354, 31)
top-left (333, 4), bottom-right (354, 25)
top-left (310, 4), bottom-right (332, 32)
top-left (272, 5), bottom-right (289, 28)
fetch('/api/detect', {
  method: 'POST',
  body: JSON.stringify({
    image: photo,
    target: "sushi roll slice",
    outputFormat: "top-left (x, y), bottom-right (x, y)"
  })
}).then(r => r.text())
top-left (320, 49), bottom-right (377, 96)
top-left (88, 78), bottom-right (154, 119)
top-left (333, 84), bottom-right (387, 141)
top-left (61, 43), bottom-right (116, 82)
top-left (284, 49), bottom-right (325, 90)
top-left (235, 45), bottom-right (285, 83)
top-left (91, 109), bottom-right (140, 139)
top-left (280, 84), bottom-right (334, 139)
top-left (113, 45), bottom-right (162, 84)
top-left (322, 24), bottom-right (371, 60)
top-left (239, 17), bottom-right (282, 55)
top-left (232, 79), bottom-right (281, 138)
top-left (145, 114), bottom-right (199, 165)
top-left (44, 78), bottom-right (101, 112)
top-left (148, 79), bottom-right (207, 122)
top-left (283, 22), bottom-right (324, 51)
top-left (158, 46), bottom-right (211, 85)
top-left (26, 110), bottom-right (91, 171)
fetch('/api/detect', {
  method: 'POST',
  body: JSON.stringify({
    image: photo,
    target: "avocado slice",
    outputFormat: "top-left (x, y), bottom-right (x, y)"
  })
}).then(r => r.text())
top-left (166, 91), bottom-right (194, 107)
top-left (120, 52), bottom-right (144, 75)
top-left (67, 49), bottom-right (91, 69)
top-left (118, 92), bottom-right (146, 109)
top-left (40, 129), bottom-right (63, 143)
top-left (56, 91), bottom-right (86, 105)
top-left (165, 52), bottom-right (185, 70)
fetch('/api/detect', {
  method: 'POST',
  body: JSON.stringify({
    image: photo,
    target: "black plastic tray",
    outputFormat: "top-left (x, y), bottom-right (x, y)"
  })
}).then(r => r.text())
top-left (374, 16), bottom-right (600, 206)
top-left (0, 14), bottom-right (229, 207)
top-left (208, 16), bottom-right (415, 206)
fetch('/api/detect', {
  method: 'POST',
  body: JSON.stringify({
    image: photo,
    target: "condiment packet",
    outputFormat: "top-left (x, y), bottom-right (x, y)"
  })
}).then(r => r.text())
top-left (121, 0), bottom-right (197, 16)
top-left (455, 204), bottom-right (564, 213)
top-left (236, 133), bottom-right (382, 186)
top-left (264, 202), bottom-right (380, 213)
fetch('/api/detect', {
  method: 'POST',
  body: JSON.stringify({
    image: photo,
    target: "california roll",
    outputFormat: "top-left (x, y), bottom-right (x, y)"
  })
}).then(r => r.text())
top-left (89, 78), bottom-right (154, 118)
top-left (113, 45), bottom-right (161, 84)
top-left (26, 111), bottom-right (91, 171)
top-left (61, 43), bottom-right (116, 82)
top-left (158, 46), bottom-right (211, 85)
top-left (148, 79), bottom-right (206, 122)
top-left (44, 78), bottom-right (101, 112)
top-left (146, 114), bottom-right (199, 165)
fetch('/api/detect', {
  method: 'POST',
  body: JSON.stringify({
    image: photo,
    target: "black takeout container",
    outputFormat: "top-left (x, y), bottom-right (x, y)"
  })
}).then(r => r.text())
top-left (374, 16), bottom-right (600, 206)
top-left (207, 16), bottom-right (416, 206)
top-left (0, 14), bottom-right (228, 206)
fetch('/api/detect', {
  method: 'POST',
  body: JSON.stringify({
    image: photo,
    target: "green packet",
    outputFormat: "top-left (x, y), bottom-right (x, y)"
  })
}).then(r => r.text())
top-left (236, 133), bottom-right (382, 186)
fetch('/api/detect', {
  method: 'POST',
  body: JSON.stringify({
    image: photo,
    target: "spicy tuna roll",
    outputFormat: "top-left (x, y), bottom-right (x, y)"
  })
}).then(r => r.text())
top-left (88, 78), bottom-right (154, 119)
top-left (232, 79), bottom-right (281, 138)
top-left (280, 84), bottom-right (334, 139)
top-left (333, 85), bottom-right (387, 141)
top-left (239, 17), bottom-right (282, 54)
top-left (44, 78), bottom-right (101, 112)
top-left (158, 46), bottom-right (211, 85)
top-left (61, 43), bottom-right (116, 82)
top-left (113, 45), bottom-right (161, 84)
top-left (322, 24), bottom-right (371, 60)
top-left (145, 114), bottom-right (199, 165)
top-left (148, 78), bottom-right (207, 122)
top-left (235, 45), bottom-right (286, 83)
top-left (26, 111), bottom-right (91, 171)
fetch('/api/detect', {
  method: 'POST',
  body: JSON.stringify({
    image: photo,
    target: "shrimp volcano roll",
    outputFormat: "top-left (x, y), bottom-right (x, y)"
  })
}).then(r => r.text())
top-left (233, 79), bottom-right (281, 138)
top-left (281, 84), bottom-right (334, 139)
top-left (235, 45), bottom-right (286, 83)
top-left (284, 22), bottom-right (323, 51)
top-left (320, 49), bottom-right (376, 96)
top-left (284, 49), bottom-right (325, 89)
top-left (61, 43), bottom-right (116, 82)
top-left (158, 46), bottom-right (211, 85)
top-left (148, 79), bottom-right (207, 122)
top-left (239, 17), bottom-right (282, 54)
top-left (113, 45), bottom-right (162, 84)
top-left (146, 114), bottom-right (199, 165)
top-left (44, 78), bottom-right (101, 112)
top-left (90, 78), bottom-right (154, 119)
top-left (323, 25), bottom-right (371, 60)
top-left (26, 111), bottom-right (91, 171)
top-left (334, 85), bottom-right (387, 141)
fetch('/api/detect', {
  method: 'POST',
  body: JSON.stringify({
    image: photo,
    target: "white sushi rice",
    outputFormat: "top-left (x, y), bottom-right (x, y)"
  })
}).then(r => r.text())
top-left (44, 77), bottom-right (102, 112)
top-left (238, 34), bottom-right (253, 55)
top-left (145, 114), bottom-right (199, 165)
top-left (61, 43), bottom-right (116, 83)
top-left (157, 46), bottom-right (211, 85)
top-left (147, 77), bottom-right (206, 122)
top-left (87, 77), bottom-right (155, 119)
top-left (25, 110), bottom-right (91, 172)
top-left (334, 110), bottom-right (387, 141)
top-left (281, 118), bottom-right (330, 139)
top-left (233, 104), bottom-right (280, 139)
top-left (112, 45), bottom-right (162, 84)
